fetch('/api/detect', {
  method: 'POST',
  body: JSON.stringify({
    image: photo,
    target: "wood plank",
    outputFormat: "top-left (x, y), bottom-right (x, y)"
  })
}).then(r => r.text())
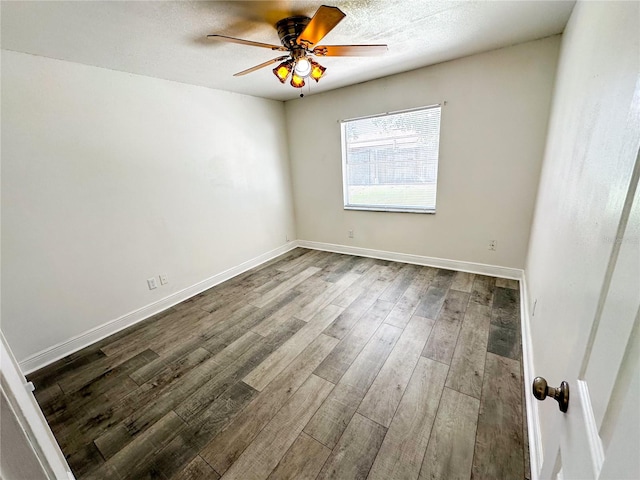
top-left (446, 302), bottom-right (491, 398)
top-left (472, 352), bottom-right (524, 480)
top-left (491, 286), bottom-right (520, 329)
top-left (422, 290), bottom-right (470, 364)
top-left (266, 432), bottom-right (331, 480)
top-left (86, 410), bottom-right (187, 480)
top-left (251, 284), bottom-right (326, 338)
top-left (275, 249), bottom-right (321, 272)
top-left (171, 455), bottom-right (220, 480)
top-left (314, 253), bottom-right (353, 282)
top-left (367, 357), bottom-right (448, 480)
top-left (330, 264), bottom-right (387, 307)
top-left (54, 345), bottom-right (212, 458)
top-left (32, 383), bottom-right (64, 419)
top-left (316, 413), bottom-right (387, 480)
top-left (250, 266), bottom-right (321, 308)
top-left (222, 375), bottom-right (334, 480)
top-left (130, 344), bottom-right (213, 386)
top-left (379, 263), bottom-right (419, 303)
top-left (487, 324), bottom-right (521, 360)
top-left (100, 305), bottom-right (210, 358)
top-left (94, 323), bottom-right (299, 460)
top-left (304, 323), bottom-right (402, 448)
top-left (431, 268), bottom-right (456, 289)
top-left (324, 255), bottom-right (371, 282)
top-left (358, 315), bottom-right (435, 427)
top-left (384, 266), bottom-right (435, 329)
top-left (293, 272), bottom-right (360, 321)
top-left (191, 281), bottom-right (260, 314)
top-left (414, 286), bottom-right (448, 320)
top-left (129, 310), bottom-right (219, 359)
top-left (148, 432), bottom-right (199, 480)
top-left (450, 271), bottom-right (475, 292)
top-left (314, 299), bottom-right (395, 384)
top-left (256, 257), bottom-right (322, 290)
top-left (62, 441), bottom-right (108, 479)
top-left (171, 317), bottom-right (304, 423)
top-left (202, 292), bottom-right (300, 354)
top-left (322, 279), bottom-right (391, 340)
top-left (495, 277), bottom-right (519, 290)
top-left (185, 380), bottom-right (258, 450)
top-left (49, 349), bottom-right (159, 430)
top-left (470, 275), bottom-right (496, 306)
top-left (28, 348), bottom-right (107, 391)
top-left (58, 347), bottom-right (160, 395)
top-left (419, 387), bottom-right (480, 480)
top-left (200, 333), bottom-right (339, 475)
top-left (243, 304), bottom-right (344, 391)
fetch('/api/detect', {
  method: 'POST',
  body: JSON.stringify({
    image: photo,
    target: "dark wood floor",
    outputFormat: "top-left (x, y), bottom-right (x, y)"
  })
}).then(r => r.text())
top-left (29, 248), bottom-right (529, 480)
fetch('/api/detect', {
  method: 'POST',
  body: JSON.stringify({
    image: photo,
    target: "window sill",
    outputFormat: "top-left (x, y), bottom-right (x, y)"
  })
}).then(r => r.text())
top-left (344, 205), bottom-right (436, 214)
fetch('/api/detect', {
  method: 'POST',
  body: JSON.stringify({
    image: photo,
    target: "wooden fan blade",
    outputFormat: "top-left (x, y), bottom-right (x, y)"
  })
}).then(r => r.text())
top-left (207, 34), bottom-right (288, 52)
top-left (296, 5), bottom-right (345, 48)
top-left (313, 44), bottom-right (388, 56)
top-left (233, 55), bottom-right (290, 76)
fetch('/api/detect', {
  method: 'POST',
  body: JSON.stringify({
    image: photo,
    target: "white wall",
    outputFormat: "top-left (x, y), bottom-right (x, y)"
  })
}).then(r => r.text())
top-left (524, 0), bottom-right (639, 461)
top-left (285, 36), bottom-right (560, 269)
top-left (1, 51), bottom-right (296, 362)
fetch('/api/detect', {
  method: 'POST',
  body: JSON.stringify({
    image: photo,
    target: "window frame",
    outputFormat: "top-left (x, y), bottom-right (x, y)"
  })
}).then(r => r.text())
top-left (340, 104), bottom-right (442, 214)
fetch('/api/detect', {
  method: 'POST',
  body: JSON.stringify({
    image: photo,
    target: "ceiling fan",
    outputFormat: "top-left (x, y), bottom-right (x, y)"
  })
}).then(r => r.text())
top-left (207, 5), bottom-right (387, 89)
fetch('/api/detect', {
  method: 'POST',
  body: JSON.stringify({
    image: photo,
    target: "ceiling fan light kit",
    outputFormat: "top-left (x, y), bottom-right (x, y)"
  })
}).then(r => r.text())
top-left (273, 60), bottom-right (293, 83)
top-left (290, 73), bottom-right (305, 88)
top-left (207, 5), bottom-right (387, 90)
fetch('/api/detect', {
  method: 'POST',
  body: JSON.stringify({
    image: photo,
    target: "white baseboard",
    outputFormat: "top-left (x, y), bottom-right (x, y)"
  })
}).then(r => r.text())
top-left (19, 242), bottom-right (298, 374)
top-left (19, 240), bottom-right (523, 374)
top-left (520, 273), bottom-right (543, 480)
top-left (297, 240), bottom-right (523, 279)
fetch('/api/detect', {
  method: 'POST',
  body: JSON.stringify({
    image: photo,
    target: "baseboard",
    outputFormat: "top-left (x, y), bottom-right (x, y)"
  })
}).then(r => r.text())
top-left (19, 240), bottom-right (523, 373)
top-left (297, 240), bottom-right (522, 279)
top-left (19, 242), bottom-right (298, 374)
top-left (520, 273), bottom-right (543, 480)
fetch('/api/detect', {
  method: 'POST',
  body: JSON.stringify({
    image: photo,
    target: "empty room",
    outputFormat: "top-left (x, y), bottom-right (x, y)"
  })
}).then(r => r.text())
top-left (1, 1), bottom-right (638, 479)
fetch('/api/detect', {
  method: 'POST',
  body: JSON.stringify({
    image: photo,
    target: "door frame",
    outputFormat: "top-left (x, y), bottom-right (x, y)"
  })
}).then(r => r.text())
top-left (0, 331), bottom-right (75, 479)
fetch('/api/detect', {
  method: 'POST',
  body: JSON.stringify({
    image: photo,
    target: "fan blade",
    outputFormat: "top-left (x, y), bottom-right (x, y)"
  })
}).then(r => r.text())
top-left (296, 5), bottom-right (346, 48)
top-left (233, 55), bottom-right (290, 76)
top-left (313, 44), bottom-right (388, 56)
top-left (207, 34), bottom-right (288, 52)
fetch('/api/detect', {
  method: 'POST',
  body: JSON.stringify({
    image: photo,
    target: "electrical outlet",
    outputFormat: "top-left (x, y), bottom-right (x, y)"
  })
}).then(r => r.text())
top-left (489, 240), bottom-right (497, 251)
top-left (348, 230), bottom-right (354, 239)
top-left (147, 277), bottom-right (158, 290)
top-left (159, 274), bottom-right (168, 285)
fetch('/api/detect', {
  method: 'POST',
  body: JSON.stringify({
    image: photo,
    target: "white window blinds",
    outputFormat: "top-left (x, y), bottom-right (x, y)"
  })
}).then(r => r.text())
top-left (341, 105), bottom-right (441, 213)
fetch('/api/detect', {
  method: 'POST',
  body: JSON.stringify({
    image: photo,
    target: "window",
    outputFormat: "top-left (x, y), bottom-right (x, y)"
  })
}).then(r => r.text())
top-left (341, 105), bottom-right (441, 213)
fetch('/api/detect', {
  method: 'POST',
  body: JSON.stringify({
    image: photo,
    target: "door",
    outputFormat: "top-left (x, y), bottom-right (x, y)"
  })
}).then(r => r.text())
top-left (525, 2), bottom-right (640, 479)
top-left (542, 163), bottom-right (639, 479)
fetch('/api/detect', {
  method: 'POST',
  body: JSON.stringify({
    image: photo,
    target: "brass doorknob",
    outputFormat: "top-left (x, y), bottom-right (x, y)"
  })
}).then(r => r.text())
top-left (532, 377), bottom-right (569, 413)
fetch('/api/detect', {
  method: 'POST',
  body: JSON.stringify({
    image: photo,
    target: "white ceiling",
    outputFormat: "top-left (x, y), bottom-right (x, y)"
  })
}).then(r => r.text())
top-left (1, 1), bottom-right (575, 101)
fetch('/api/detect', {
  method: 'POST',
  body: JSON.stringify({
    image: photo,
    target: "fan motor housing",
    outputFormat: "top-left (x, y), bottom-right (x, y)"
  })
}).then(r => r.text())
top-left (276, 16), bottom-right (311, 48)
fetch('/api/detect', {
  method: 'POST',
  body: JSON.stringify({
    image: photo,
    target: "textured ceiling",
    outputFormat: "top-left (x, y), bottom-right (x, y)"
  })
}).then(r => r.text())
top-left (1, 1), bottom-right (575, 101)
